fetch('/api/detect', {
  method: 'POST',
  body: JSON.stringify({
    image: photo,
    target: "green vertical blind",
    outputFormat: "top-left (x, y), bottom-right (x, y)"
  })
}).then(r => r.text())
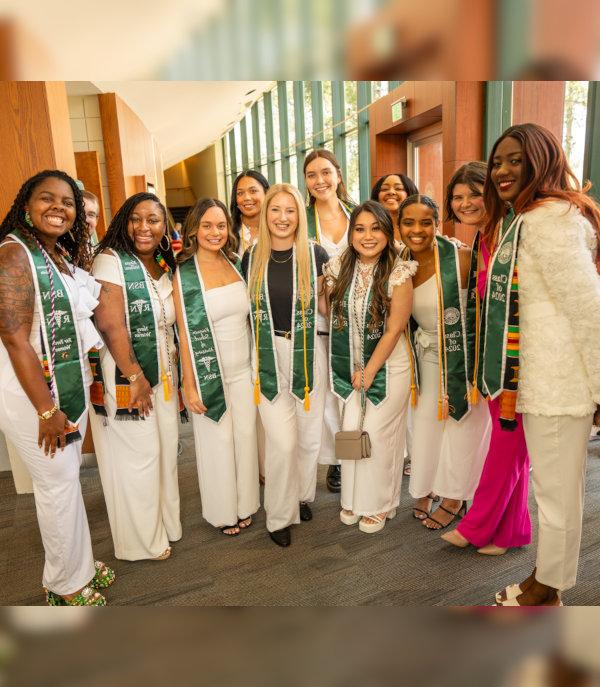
top-left (221, 81), bottom-right (389, 203)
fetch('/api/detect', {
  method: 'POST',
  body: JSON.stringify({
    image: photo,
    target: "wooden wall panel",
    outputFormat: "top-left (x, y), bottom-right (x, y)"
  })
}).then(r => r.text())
top-left (99, 92), bottom-right (164, 217)
top-left (369, 81), bottom-right (485, 236)
top-left (98, 93), bottom-right (127, 214)
top-left (512, 81), bottom-right (566, 141)
top-left (74, 150), bottom-right (107, 239)
top-left (45, 82), bottom-right (76, 177)
top-left (0, 81), bottom-right (76, 221)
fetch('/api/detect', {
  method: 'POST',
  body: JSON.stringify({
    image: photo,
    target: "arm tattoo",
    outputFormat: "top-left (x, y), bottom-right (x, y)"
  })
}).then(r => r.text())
top-left (0, 245), bottom-right (34, 337)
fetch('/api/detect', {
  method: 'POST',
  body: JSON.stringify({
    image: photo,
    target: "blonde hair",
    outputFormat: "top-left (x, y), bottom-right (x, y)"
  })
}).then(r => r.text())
top-left (248, 183), bottom-right (313, 303)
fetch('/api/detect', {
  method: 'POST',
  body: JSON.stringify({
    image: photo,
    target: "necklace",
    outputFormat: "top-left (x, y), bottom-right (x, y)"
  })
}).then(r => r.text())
top-left (270, 250), bottom-right (293, 264)
top-left (141, 267), bottom-right (173, 400)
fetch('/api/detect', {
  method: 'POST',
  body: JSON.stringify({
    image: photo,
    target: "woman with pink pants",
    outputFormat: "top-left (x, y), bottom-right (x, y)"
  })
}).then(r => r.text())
top-left (441, 162), bottom-right (531, 555)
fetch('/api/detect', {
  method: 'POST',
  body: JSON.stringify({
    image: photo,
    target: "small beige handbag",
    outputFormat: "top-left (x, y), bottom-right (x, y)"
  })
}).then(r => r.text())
top-left (335, 388), bottom-right (371, 460)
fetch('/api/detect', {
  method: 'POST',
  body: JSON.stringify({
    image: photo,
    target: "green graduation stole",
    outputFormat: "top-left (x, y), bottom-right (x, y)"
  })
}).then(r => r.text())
top-left (249, 244), bottom-right (318, 407)
top-left (9, 230), bottom-right (86, 432)
top-left (330, 262), bottom-right (388, 406)
top-left (306, 200), bottom-right (353, 242)
top-left (482, 210), bottom-right (522, 429)
top-left (112, 250), bottom-right (161, 419)
top-left (177, 253), bottom-right (245, 423)
top-left (403, 236), bottom-right (470, 421)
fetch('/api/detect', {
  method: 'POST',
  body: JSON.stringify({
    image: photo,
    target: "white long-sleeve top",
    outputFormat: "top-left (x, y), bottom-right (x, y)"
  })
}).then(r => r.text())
top-left (516, 200), bottom-right (600, 417)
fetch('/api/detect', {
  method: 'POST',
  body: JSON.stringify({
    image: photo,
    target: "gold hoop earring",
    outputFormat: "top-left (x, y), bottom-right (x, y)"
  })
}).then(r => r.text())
top-left (159, 232), bottom-right (171, 252)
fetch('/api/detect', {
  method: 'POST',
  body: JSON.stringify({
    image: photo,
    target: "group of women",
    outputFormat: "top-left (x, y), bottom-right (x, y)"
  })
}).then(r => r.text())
top-left (1, 122), bottom-right (599, 608)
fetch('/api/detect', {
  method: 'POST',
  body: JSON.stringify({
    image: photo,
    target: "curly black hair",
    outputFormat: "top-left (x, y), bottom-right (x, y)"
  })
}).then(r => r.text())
top-left (0, 169), bottom-right (91, 268)
top-left (94, 192), bottom-right (177, 272)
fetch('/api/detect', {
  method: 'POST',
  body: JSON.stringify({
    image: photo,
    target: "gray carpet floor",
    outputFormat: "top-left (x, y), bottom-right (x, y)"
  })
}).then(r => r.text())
top-left (2, 422), bottom-right (600, 606)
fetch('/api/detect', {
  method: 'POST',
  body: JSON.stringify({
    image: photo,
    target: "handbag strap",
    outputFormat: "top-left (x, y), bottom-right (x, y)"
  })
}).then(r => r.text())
top-left (340, 265), bottom-right (369, 433)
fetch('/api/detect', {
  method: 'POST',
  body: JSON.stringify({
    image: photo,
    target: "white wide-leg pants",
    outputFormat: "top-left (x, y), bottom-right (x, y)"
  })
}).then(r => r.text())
top-left (340, 354), bottom-right (411, 516)
top-left (89, 378), bottom-right (181, 561)
top-left (192, 371), bottom-right (260, 528)
top-left (0, 388), bottom-right (95, 596)
top-left (524, 412), bottom-right (593, 591)
top-left (258, 335), bottom-right (327, 532)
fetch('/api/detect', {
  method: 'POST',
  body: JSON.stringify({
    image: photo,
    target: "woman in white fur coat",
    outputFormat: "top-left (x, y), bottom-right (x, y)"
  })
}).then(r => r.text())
top-left (484, 124), bottom-right (600, 606)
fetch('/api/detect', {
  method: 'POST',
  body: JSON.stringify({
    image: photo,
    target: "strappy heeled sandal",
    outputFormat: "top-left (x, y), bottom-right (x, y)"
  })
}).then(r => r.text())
top-left (90, 560), bottom-right (116, 589)
top-left (423, 501), bottom-right (467, 530)
top-left (413, 494), bottom-right (435, 520)
top-left (46, 586), bottom-right (106, 606)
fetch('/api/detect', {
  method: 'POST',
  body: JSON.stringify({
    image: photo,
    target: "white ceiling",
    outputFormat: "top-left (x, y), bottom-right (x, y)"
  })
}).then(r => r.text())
top-left (67, 81), bottom-right (274, 169)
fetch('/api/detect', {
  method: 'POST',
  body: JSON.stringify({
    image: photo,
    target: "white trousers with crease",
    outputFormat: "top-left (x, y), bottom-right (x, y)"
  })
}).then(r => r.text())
top-left (524, 412), bottom-right (593, 591)
top-left (258, 335), bottom-right (327, 532)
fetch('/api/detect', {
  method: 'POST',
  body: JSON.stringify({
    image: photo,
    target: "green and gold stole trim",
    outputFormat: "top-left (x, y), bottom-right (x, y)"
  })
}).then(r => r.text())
top-left (465, 231), bottom-right (484, 402)
top-left (9, 230), bottom-right (86, 430)
top-left (306, 200), bottom-right (353, 243)
top-left (403, 236), bottom-right (470, 421)
top-left (249, 243), bottom-right (318, 407)
top-left (329, 262), bottom-right (388, 406)
top-left (482, 211), bottom-right (522, 429)
top-left (177, 253), bottom-right (245, 423)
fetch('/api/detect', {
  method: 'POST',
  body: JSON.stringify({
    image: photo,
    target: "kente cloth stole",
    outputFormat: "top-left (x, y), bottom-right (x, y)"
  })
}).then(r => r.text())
top-left (9, 230), bottom-right (86, 436)
top-left (329, 262), bottom-right (388, 406)
top-left (481, 210), bottom-right (522, 430)
top-left (249, 244), bottom-right (317, 404)
top-left (403, 236), bottom-right (470, 421)
top-left (306, 200), bottom-right (354, 243)
top-left (177, 253), bottom-right (245, 423)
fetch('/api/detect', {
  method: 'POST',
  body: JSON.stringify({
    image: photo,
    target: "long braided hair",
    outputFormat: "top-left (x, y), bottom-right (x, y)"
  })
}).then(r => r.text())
top-left (94, 192), bottom-right (177, 272)
top-left (0, 169), bottom-right (91, 268)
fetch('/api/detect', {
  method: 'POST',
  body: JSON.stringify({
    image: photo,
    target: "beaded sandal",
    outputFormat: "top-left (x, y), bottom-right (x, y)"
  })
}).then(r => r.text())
top-left (45, 585), bottom-right (106, 606)
top-left (90, 560), bottom-right (116, 589)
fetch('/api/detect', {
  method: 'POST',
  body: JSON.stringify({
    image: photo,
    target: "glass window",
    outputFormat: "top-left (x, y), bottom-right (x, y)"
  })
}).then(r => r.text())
top-left (563, 81), bottom-right (589, 183)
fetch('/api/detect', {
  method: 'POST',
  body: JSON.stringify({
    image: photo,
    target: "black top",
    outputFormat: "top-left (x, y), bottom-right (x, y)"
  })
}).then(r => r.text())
top-left (241, 244), bottom-right (328, 332)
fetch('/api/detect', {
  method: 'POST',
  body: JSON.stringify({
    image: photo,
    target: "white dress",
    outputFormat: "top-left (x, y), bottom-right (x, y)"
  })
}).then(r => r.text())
top-left (0, 243), bottom-right (101, 595)
top-left (327, 256), bottom-right (415, 516)
top-left (408, 275), bottom-right (491, 501)
top-left (190, 280), bottom-right (260, 527)
top-left (89, 253), bottom-right (181, 561)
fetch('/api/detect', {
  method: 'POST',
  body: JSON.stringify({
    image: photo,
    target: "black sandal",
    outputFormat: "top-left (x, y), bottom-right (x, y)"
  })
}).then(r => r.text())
top-left (413, 494), bottom-right (436, 520)
top-left (238, 516), bottom-right (252, 529)
top-left (221, 524), bottom-right (240, 536)
top-left (423, 501), bottom-right (467, 530)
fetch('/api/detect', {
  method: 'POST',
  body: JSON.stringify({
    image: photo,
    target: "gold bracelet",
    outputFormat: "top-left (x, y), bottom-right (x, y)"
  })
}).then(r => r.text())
top-left (38, 404), bottom-right (59, 421)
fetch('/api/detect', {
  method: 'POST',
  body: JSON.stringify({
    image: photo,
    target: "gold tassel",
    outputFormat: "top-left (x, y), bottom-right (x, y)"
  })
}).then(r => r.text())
top-left (470, 386), bottom-right (479, 405)
top-left (410, 384), bottom-right (417, 407)
top-left (254, 378), bottom-right (261, 405)
top-left (161, 368), bottom-right (171, 402)
top-left (438, 394), bottom-right (449, 420)
top-left (303, 385), bottom-right (311, 412)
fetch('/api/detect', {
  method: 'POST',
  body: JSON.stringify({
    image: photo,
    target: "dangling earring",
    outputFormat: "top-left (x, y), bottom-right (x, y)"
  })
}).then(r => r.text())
top-left (24, 211), bottom-right (33, 227)
top-left (159, 231), bottom-right (171, 251)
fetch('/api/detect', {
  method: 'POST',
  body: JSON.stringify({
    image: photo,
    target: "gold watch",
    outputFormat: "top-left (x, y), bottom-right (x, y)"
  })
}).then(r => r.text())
top-left (127, 372), bottom-right (142, 383)
top-left (38, 404), bottom-right (59, 420)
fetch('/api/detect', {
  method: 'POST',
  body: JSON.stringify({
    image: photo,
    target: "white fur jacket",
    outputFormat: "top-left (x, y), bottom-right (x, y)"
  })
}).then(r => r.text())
top-left (516, 200), bottom-right (600, 417)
